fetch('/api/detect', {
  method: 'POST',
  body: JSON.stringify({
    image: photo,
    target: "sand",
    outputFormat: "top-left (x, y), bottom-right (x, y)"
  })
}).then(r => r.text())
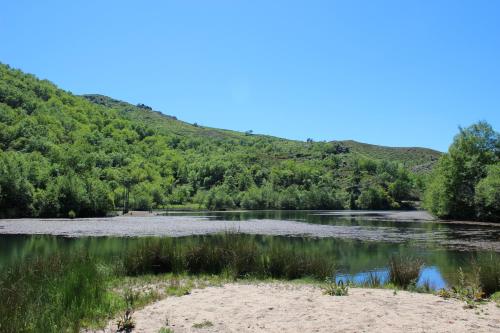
top-left (96, 283), bottom-right (500, 333)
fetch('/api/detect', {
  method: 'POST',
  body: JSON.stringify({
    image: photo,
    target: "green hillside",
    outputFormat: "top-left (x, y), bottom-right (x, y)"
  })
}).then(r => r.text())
top-left (334, 140), bottom-right (441, 173)
top-left (83, 94), bottom-right (442, 169)
top-left (0, 63), bottom-right (441, 218)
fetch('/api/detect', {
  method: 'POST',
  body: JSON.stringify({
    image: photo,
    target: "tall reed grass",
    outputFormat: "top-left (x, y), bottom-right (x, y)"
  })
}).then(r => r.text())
top-left (473, 251), bottom-right (499, 297)
top-left (122, 233), bottom-right (335, 279)
top-left (0, 253), bottom-right (118, 333)
top-left (388, 255), bottom-right (423, 288)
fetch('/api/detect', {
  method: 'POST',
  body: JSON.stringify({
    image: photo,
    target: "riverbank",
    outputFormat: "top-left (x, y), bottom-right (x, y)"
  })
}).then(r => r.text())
top-left (94, 282), bottom-right (500, 333)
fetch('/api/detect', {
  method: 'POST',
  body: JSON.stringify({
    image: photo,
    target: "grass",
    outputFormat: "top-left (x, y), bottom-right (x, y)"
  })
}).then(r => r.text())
top-left (0, 253), bottom-right (121, 333)
top-left (122, 233), bottom-right (336, 280)
top-left (158, 328), bottom-right (174, 333)
top-left (322, 278), bottom-right (349, 296)
top-left (362, 271), bottom-right (383, 288)
top-left (474, 252), bottom-right (500, 297)
top-left (435, 251), bottom-right (499, 308)
top-left (192, 320), bottom-right (214, 329)
top-left (388, 255), bottom-right (423, 289)
top-left (1, 233), bottom-right (498, 332)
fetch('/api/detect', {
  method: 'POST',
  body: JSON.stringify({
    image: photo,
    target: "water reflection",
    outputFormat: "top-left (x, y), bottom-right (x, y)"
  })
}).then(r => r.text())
top-left (1, 233), bottom-right (497, 289)
top-left (163, 210), bottom-right (500, 251)
top-left (336, 266), bottom-right (447, 290)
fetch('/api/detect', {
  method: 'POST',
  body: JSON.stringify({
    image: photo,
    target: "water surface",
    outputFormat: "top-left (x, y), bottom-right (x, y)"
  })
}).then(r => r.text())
top-left (1, 211), bottom-right (498, 289)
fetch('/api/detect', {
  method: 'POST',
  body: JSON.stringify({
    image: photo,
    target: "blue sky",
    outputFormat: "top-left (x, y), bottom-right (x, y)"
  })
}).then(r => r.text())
top-left (2, 0), bottom-right (499, 151)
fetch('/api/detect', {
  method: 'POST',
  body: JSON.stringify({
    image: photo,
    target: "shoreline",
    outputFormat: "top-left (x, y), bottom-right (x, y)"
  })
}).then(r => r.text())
top-left (94, 281), bottom-right (500, 333)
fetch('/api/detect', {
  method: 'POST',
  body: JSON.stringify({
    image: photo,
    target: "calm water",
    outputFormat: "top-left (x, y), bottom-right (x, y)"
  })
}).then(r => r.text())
top-left (1, 210), bottom-right (499, 289)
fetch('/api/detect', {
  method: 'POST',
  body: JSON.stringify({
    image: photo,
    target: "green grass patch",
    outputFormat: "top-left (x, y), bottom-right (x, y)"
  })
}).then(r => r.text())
top-left (193, 320), bottom-right (214, 329)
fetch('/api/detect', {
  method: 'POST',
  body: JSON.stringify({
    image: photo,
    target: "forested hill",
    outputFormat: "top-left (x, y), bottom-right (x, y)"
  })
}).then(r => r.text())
top-left (82, 93), bottom-right (441, 169)
top-left (0, 63), bottom-right (440, 218)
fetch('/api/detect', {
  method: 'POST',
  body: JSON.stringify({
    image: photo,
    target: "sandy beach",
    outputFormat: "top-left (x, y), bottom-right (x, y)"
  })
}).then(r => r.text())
top-left (95, 283), bottom-right (500, 333)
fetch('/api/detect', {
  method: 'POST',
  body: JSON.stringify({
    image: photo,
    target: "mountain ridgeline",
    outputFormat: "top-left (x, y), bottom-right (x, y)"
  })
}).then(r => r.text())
top-left (0, 63), bottom-right (442, 218)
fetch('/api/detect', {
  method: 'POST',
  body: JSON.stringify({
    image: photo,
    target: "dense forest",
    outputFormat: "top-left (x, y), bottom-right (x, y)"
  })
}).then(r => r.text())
top-left (0, 63), bottom-right (473, 219)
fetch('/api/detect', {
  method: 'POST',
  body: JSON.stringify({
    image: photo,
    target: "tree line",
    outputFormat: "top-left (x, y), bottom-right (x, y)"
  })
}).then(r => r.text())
top-left (11, 63), bottom-right (499, 222)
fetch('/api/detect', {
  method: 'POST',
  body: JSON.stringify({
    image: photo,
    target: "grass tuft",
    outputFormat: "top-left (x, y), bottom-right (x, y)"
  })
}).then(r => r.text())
top-left (388, 255), bottom-right (423, 289)
top-left (192, 320), bottom-right (214, 329)
top-left (322, 277), bottom-right (349, 296)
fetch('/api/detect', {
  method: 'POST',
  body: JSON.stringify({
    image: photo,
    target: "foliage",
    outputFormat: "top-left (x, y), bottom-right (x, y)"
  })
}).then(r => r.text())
top-left (474, 164), bottom-right (500, 221)
top-left (424, 122), bottom-right (499, 221)
top-left (0, 63), bottom-right (440, 217)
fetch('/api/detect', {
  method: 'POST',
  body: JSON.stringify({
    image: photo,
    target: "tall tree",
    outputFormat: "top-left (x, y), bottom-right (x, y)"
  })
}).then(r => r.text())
top-left (424, 122), bottom-right (499, 220)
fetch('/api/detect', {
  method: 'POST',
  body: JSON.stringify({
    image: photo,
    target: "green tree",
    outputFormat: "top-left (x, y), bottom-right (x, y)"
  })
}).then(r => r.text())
top-left (424, 122), bottom-right (499, 220)
top-left (474, 164), bottom-right (500, 221)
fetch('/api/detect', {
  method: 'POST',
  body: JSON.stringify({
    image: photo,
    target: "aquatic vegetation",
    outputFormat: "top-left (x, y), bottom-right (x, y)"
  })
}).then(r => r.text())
top-left (362, 271), bottom-right (383, 288)
top-left (122, 233), bottom-right (336, 280)
top-left (388, 255), bottom-right (423, 289)
top-left (474, 252), bottom-right (500, 296)
top-left (437, 267), bottom-right (485, 308)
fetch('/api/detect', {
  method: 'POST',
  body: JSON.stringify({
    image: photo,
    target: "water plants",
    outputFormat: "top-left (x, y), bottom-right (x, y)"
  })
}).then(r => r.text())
top-left (388, 255), bottom-right (423, 289)
top-left (362, 271), bottom-right (383, 288)
top-left (474, 251), bottom-right (500, 297)
top-left (120, 233), bottom-right (336, 280)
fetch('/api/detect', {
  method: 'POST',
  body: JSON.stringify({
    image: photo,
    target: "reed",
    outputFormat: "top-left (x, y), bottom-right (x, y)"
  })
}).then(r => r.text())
top-left (0, 253), bottom-right (118, 333)
top-left (388, 255), bottom-right (423, 289)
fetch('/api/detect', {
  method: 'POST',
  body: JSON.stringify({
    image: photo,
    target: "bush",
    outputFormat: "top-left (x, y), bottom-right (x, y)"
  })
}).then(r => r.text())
top-left (356, 186), bottom-right (392, 210)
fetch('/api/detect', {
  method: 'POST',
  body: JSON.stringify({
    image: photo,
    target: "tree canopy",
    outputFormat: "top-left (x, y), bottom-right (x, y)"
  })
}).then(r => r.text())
top-left (0, 63), bottom-right (440, 218)
top-left (424, 122), bottom-right (499, 221)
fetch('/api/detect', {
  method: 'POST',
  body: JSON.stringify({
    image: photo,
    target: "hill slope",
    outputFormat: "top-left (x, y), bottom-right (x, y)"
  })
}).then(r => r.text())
top-left (0, 64), bottom-right (440, 217)
top-left (82, 94), bottom-right (441, 168)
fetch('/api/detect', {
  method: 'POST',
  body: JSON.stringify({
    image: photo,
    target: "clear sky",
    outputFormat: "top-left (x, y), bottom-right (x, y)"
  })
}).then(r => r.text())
top-left (2, 0), bottom-right (499, 151)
